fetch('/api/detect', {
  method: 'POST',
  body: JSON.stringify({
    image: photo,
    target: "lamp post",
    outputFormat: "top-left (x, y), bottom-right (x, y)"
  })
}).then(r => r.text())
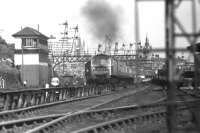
top-left (49, 35), bottom-right (56, 79)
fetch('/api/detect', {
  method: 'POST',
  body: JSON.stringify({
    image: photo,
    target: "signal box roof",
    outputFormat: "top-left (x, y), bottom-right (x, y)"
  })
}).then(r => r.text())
top-left (12, 27), bottom-right (49, 39)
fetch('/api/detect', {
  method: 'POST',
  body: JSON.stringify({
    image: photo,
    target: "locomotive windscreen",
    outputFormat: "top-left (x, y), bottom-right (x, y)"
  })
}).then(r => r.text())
top-left (92, 59), bottom-right (109, 66)
top-left (91, 54), bottom-right (110, 66)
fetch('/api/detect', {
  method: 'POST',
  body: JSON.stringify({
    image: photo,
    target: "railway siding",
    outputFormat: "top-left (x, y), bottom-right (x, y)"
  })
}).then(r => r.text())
top-left (70, 111), bottom-right (167, 133)
top-left (0, 84), bottom-right (151, 123)
top-left (0, 84), bottom-right (199, 133)
top-left (26, 102), bottom-right (166, 133)
top-left (92, 85), bottom-right (165, 109)
top-left (0, 114), bottom-right (63, 132)
top-left (26, 100), bottom-right (199, 133)
top-left (0, 84), bottom-right (153, 132)
top-left (0, 94), bottom-right (111, 123)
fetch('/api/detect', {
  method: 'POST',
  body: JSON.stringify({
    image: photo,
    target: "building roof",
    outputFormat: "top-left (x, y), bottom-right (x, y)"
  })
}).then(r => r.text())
top-left (12, 27), bottom-right (49, 39)
top-left (187, 42), bottom-right (200, 52)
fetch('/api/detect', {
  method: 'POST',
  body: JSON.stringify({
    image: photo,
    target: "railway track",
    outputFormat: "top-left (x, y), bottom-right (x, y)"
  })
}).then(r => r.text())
top-left (0, 84), bottom-right (162, 133)
top-left (0, 84), bottom-right (129, 122)
top-left (93, 84), bottom-right (166, 109)
top-left (25, 99), bottom-right (199, 133)
top-left (26, 99), bottom-right (166, 133)
top-left (71, 111), bottom-right (167, 133)
top-left (0, 114), bottom-right (63, 133)
top-left (0, 93), bottom-right (110, 122)
top-left (150, 82), bottom-right (200, 132)
top-left (25, 84), bottom-right (198, 133)
top-left (2, 83), bottom-right (197, 133)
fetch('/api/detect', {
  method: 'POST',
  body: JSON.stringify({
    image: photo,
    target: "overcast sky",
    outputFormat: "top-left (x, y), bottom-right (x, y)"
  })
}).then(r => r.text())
top-left (0, 0), bottom-right (199, 54)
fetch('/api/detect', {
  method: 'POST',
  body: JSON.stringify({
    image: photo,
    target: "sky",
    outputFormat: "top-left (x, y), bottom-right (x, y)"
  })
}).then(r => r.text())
top-left (0, 0), bottom-right (199, 56)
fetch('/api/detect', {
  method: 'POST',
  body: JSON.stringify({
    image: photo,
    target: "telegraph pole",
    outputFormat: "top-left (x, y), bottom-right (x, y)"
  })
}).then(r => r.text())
top-left (21, 39), bottom-right (24, 86)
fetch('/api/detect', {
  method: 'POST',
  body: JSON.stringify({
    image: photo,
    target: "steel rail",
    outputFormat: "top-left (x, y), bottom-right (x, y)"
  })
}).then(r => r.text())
top-left (0, 83), bottom-right (148, 122)
top-left (0, 92), bottom-right (113, 123)
top-left (0, 85), bottom-right (152, 132)
top-left (70, 111), bottom-right (166, 133)
top-left (178, 87), bottom-right (200, 98)
top-left (0, 114), bottom-right (63, 132)
top-left (1, 98), bottom-right (195, 133)
top-left (0, 87), bottom-right (147, 132)
top-left (26, 98), bottom-right (199, 133)
top-left (70, 100), bottom-right (199, 133)
top-left (26, 104), bottom-right (163, 133)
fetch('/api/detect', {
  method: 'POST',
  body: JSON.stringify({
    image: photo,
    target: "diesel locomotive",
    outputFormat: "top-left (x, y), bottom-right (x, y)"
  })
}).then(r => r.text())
top-left (85, 54), bottom-right (135, 86)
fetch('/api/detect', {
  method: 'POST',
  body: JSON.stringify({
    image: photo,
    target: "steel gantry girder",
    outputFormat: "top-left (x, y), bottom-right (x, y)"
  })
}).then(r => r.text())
top-left (135, 0), bottom-right (200, 133)
top-left (49, 53), bottom-right (138, 64)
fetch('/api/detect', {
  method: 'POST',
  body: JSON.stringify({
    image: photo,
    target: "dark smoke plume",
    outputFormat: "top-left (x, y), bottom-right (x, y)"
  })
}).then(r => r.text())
top-left (82, 0), bottom-right (123, 41)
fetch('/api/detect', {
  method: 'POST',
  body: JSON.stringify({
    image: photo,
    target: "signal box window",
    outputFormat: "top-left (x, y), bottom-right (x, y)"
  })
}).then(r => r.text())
top-left (22, 38), bottom-right (37, 48)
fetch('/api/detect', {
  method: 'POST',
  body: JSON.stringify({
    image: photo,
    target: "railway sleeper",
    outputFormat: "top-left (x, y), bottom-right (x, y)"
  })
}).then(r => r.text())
top-left (70, 111), bottom-right (167, 133)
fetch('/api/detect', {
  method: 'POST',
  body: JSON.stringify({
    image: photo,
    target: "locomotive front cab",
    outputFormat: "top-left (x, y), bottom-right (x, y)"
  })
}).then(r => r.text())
top-left (91, 54), bottom-right (111, 81)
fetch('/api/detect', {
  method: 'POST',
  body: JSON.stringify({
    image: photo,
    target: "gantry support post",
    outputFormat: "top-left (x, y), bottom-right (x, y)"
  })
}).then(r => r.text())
top-left (165, 0), bottom-right (177, 133)
top-left (135, 0), bottom-right (139, 43)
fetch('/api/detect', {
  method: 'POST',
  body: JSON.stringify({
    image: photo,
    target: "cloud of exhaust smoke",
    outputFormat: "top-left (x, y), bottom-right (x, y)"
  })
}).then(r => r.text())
top-left (81, 0), bottom-right (123, 42)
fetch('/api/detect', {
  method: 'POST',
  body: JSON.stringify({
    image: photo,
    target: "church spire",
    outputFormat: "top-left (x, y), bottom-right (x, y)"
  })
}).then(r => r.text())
top-left (145, 34), bottom-right (149, 47)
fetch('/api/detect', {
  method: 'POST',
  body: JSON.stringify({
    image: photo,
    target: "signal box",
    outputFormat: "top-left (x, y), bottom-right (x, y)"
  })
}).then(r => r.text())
top-left (13, 27), bottom-right (50, 87)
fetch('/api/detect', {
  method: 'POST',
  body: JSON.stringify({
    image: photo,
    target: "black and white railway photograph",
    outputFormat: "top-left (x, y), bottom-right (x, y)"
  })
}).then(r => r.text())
top-left (0, 0), bottom-right (200, 133)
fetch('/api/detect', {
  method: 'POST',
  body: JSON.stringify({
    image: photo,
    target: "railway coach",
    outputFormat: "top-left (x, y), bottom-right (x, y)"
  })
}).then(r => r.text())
top-left (85, 54), bottom-right (135, 86)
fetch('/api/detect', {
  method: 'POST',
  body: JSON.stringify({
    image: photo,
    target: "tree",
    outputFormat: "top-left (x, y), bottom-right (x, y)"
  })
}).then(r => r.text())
top-left (0, 36), bottom-right (14, 59)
